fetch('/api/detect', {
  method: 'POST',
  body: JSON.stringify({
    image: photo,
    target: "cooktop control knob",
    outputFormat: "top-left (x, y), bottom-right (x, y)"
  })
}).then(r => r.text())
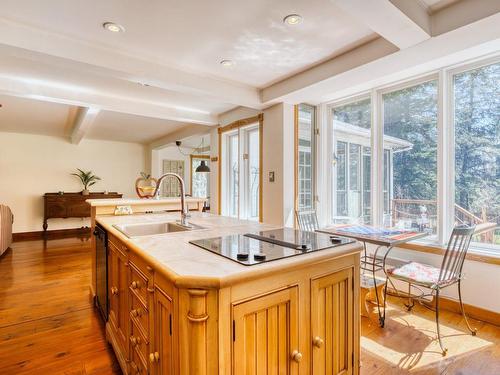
top-left (254, 252), bottom-right (266, 261)
top-left (237, 252), bottom-right (249, 260)
top-left (330, 236), bottom-right (342, 243)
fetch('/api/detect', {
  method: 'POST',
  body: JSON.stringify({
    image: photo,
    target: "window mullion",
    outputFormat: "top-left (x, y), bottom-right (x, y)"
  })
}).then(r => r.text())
top-left (372, 89), bottom-right (383, 227)
top-left (438, 69), bottom-right (453, 245)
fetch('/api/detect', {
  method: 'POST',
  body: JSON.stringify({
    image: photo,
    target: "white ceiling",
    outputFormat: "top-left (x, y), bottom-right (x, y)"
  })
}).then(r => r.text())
top-left (88, 111), bottom-right (190, 144)
top-left (0, 0), bottom-right (497, 146)
top-left (0, 0), bottom-right (374, 87)
top-left (0, 94), bottom-right (191, 144)
top-left (0, 94), bottom-right (76, 137)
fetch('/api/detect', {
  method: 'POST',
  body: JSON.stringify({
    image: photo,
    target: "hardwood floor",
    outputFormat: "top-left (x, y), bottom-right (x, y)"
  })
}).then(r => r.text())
top-left (0, 237), bottom-right (121, 374)
top-left (361, 298), bottom-right (500, 374)
top-left (0, 236), bottom-right (499, 374)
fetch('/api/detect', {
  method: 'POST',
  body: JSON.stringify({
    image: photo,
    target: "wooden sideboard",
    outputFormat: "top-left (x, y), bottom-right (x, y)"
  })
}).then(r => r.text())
top-left (43, 192), bottom-right (122, 231)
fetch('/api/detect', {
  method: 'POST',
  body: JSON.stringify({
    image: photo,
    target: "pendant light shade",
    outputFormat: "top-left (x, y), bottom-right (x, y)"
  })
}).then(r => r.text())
top-left (195, 160), bottom-right (210, 173)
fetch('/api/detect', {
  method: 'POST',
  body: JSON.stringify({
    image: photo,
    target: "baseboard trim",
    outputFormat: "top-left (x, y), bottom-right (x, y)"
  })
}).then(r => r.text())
top-left (389, 287), bottom-right (500, 327)
top-left (429, 296), bottom-right (500, 327)
top-left (13, 227), bottom-right (91, 242)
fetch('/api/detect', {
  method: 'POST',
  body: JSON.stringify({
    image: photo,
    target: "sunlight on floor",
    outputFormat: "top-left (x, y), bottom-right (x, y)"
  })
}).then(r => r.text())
top-left (361, 306), bottom-right (493, 372)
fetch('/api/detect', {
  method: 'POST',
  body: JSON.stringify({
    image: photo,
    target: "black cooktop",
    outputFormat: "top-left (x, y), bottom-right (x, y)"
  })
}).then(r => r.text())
top-left (189, 228), bottom-right (354, 266)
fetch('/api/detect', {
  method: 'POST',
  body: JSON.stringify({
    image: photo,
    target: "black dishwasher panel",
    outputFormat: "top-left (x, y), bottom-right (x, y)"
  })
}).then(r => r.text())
top-left (94, 224), bottom-right (108, 322)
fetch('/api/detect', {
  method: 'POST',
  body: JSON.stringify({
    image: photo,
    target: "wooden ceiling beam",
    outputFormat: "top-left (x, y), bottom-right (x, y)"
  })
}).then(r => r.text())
top-left (69, 107), bottom-right (100, 144)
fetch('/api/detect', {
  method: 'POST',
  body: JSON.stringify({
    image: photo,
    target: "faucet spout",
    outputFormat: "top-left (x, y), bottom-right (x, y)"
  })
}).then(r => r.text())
top-left (153, 172), bottom-right (190, 226)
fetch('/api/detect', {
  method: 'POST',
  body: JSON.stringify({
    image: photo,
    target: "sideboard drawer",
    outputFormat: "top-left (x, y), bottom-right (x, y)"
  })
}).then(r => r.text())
top-left (46, 201), bottom-right (67, 218)
top-left (67, 202), bottom-right (90, 217)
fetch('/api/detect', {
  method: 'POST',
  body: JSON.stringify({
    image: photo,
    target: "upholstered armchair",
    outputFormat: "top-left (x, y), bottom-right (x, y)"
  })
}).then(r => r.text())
top-left (0, 205), bottom-right (13, 256)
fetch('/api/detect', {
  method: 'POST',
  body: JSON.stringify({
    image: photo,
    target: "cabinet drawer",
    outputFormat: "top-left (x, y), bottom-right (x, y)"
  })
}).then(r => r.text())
top-left (130, 291), bottom-right (149, 338)
top-left (66, 202), bottom-right (90, 217)
top-left (108, 234), bottom-right (128, 256)
top-left (129, 263), bottom-right (149, 306)
top-left (130, 319), bottom-right (149, 370)
top-left (129, 346), bottom-right (148, 375)
top-left (46, 201), bottom-right (67, 218)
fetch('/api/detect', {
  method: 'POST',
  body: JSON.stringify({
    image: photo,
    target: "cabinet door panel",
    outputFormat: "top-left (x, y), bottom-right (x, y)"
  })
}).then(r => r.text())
top-left (311, 268), bottom-right (353, 375)
top-left (153, 286), bottom-right (174, 375)
top-left (233, 287), bottom-right (299, 375)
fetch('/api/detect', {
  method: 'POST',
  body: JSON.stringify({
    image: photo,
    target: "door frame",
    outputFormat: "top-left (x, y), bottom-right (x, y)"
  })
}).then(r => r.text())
top-left (218, 114), bottom-right (263, 222)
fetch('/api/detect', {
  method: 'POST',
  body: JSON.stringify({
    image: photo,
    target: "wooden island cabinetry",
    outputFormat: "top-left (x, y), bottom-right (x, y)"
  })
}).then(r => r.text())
top-left (104, 231), bottom-right (360, 375)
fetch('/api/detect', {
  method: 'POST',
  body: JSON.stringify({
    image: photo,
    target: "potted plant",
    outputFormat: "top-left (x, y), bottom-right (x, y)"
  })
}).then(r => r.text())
top-left (72, 169), bottom-right (101, 195)
top-left (135, 172), bottom-right (157, 199)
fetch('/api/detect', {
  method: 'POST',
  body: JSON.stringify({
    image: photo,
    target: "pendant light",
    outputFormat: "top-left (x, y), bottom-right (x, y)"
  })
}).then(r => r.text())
top-left (195, 136), bottom-right (210, 173)
top-left (195, 160), bottom-right (210, 173)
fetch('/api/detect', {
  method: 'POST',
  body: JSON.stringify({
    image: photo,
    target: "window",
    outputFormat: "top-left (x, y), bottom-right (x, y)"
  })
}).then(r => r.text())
top-left (191, 156), bottom-right (210, 198)
top-left (222, 124), bottom-right (261, 221)
top-left (325, 56), bottom-right (500, 254)
top-left (453, 62), bottom-right (500, 248)
top-left (228, 133), bottom-right (239, 217)
top-left (332, 98), bottom-right (372, 224)
top-left (382, 80), bottom-right (438, 235)
top-left (247, 128), bottom-right (260, 220)
top-left (296, 104), bottom-right (315, 211)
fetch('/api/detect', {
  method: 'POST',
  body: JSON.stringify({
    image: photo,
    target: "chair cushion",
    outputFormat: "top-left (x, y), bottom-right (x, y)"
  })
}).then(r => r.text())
top-left (388, 261), bottom-right (440, 286)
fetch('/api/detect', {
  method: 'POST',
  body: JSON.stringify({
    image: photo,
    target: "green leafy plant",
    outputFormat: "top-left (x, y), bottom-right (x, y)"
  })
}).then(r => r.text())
top-left (140, 172), bottom-right (151, 179)
top-left (72, 169), bottom-right (101, 191)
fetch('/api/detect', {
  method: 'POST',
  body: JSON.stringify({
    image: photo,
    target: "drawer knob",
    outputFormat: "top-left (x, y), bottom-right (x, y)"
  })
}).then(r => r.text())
top-left (291, 350), bottom-right (302, 363)
top-left (149, 352), bottom-right (160, 363)
top-left (313, 336), bottom-right (324, 348)
top-left (130, 336), bottom-right (141, 346)
top-left (131, 281), bottom-right (140, 289)
top-left (110, 287), bottom-right (118, 295)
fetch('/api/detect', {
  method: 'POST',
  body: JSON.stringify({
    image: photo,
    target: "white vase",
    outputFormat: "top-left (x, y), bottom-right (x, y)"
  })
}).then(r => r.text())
top-left (82, 189), bottom-right (90, 196)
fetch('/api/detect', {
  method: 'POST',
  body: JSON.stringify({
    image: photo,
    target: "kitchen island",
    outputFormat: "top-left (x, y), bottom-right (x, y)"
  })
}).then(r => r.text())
top-left (94, 211), bottom-right (362, 374)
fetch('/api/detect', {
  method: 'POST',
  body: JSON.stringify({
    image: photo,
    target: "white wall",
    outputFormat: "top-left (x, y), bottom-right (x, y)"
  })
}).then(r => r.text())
top-left (0, 132), bottom-right (146, 233)
top-left (262, 103), bottom-right (295, 227)
top-left (369, 246), bottom-right (500, 313)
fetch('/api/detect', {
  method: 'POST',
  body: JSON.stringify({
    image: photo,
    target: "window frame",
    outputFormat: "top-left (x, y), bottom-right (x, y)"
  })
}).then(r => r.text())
top-left (321, 53), bottom-right (500, 256)
top-left (294, 103), bottom-right (316, 215)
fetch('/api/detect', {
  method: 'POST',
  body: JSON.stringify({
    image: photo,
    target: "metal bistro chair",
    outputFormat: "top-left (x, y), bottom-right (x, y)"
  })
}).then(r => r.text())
top-left (384, 225), bottom-right (477, 356)
top-left (295, 209), bottom-right (319, 232)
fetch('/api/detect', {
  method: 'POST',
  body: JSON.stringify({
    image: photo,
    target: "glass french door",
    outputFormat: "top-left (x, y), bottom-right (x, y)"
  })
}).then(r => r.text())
top-left (222, 124), bottom-right (260, 221)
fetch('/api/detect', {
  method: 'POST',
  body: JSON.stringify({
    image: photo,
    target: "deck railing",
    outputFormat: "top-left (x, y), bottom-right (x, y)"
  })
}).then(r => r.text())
top-left (391, 198), bottom-right (498, 243)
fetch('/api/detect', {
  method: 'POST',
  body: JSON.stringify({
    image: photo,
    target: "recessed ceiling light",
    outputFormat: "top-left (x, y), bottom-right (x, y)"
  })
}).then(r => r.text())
top-left (283, 14), bottom-right (303, 25)
top-left (220, 59), bottom-right (235, 67)
top-left (103, 22), bottom-right (125, 33)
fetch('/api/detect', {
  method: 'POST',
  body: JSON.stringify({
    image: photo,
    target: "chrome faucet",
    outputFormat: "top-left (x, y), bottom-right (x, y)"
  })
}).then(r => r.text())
top-left (153, 173), bottom-right (190, 227)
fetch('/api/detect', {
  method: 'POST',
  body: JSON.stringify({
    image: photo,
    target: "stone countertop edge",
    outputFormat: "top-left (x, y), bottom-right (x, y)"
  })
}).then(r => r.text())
top-left (96, 212), bottom-right (363, 290)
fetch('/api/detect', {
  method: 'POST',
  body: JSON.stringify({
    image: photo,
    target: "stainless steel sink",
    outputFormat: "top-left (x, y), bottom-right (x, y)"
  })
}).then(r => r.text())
top-left (113, 221), bottom-right (204, 238)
